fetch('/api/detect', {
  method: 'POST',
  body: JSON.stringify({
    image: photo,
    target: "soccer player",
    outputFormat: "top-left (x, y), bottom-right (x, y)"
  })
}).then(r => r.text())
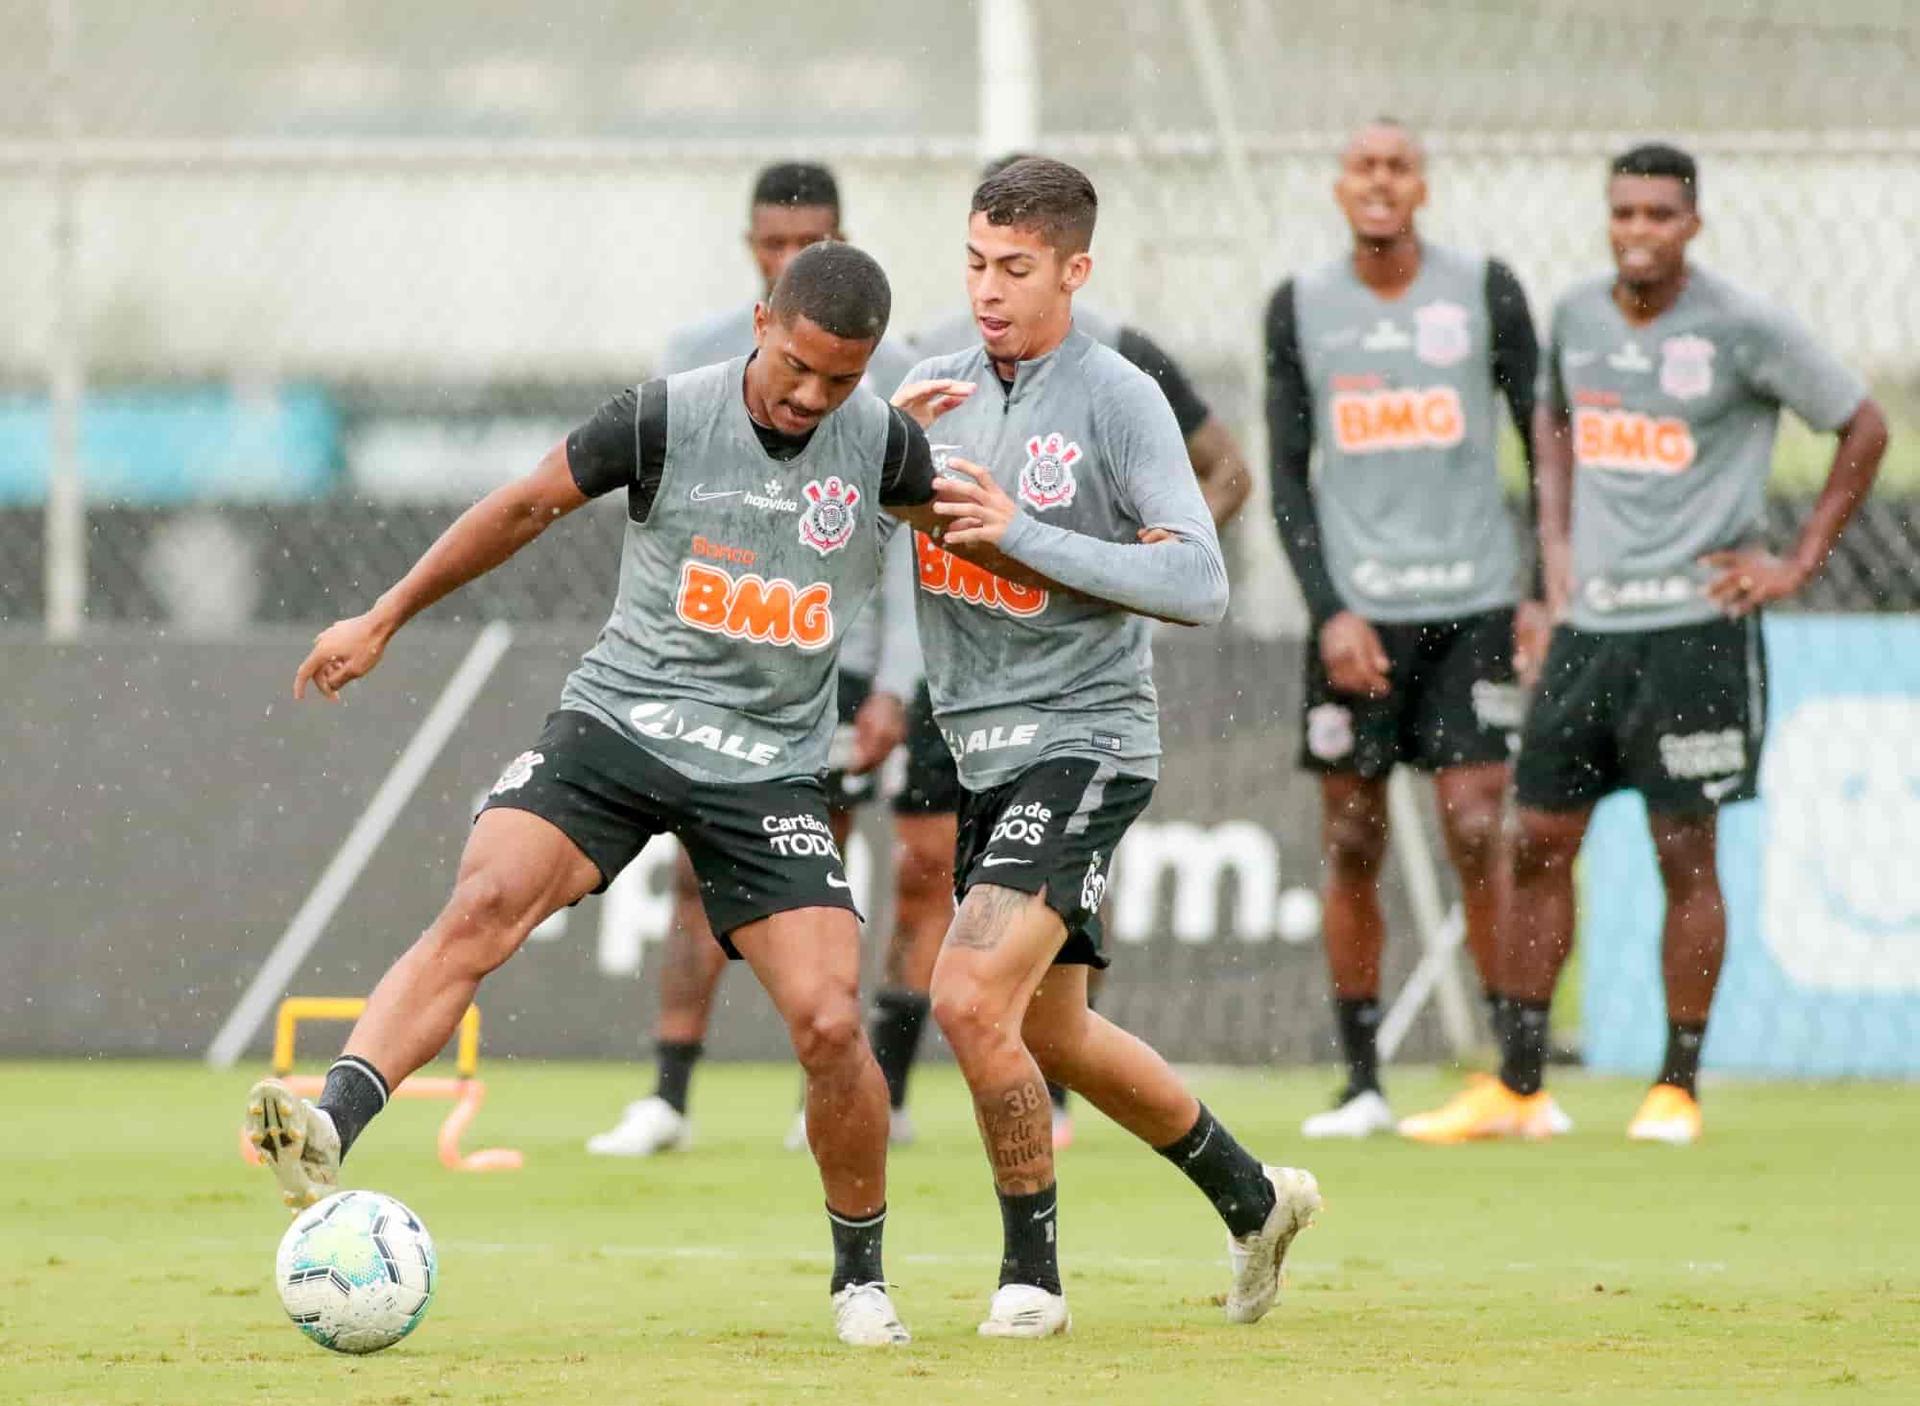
top-left (1401, 142), bottom-right (1888, 1145)
top-left (899, 157), bottom-right (1318, 1338)
top-left (583, 162), bottom-right (923, 1159)
top-left (1264, 117), bottom-right (1562, 1139)
top-left (244, 243), bottom-right (1070, 1346)
top-left (870, 155), bottom-right (1253, 1150)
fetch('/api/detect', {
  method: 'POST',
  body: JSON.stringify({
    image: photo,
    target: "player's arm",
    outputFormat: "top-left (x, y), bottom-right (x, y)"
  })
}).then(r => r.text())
top-left (1487, 258), bottom-right (1551, 681)
top-left (932, 378), bottom-right (1229, 628)
top-left (293, 386), bottom-right (641, 702)
top-left (848, 526), bottom-right (920, 773)
top-left (1264, 280), bottom-right (1390, 696)
top-left (1701, 309), bottom-right (1891, 615)
top-left (1116, 324), bottom-right (1251, 527)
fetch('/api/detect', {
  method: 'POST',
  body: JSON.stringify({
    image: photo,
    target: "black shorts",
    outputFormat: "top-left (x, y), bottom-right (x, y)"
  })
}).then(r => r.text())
top-left (890, 682), bottom-right (962, 816)
top-left (478, 710), bottom-right (859, 951)
top-left (954, 758), bottom-right (1155, 969)
top-left (1514, 616), bottom-right (1766, 816)
top-left (821, 671), bottom-right (878, 813)
top-left (1299, 607), bottom-right (1522, 778)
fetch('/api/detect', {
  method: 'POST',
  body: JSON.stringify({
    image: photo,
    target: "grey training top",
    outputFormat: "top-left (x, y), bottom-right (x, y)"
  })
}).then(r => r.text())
top-left (661, 303), bottom-right (922, 694)
top-left (560, 358), bottom-right (902, 784)
top-left (1285, 243), bottom-right (1526, 622)
top-left (904, 328), bottom-right (1228, 789)
top-left (1542, 267), bottom-right (1866, 632)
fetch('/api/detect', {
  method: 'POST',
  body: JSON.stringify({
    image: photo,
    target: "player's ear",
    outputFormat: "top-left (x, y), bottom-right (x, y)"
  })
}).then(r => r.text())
top-left (1062, 250), bottom-right (1093, 294)
top-left (752, 301), bottom-right (771, 348)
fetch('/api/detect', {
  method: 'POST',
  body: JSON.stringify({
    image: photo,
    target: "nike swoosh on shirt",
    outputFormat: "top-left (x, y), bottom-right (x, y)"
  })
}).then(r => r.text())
top-left (689, 484), bottom-right (743, 502)
top-left (980, 855), bottom-right (1032, 868)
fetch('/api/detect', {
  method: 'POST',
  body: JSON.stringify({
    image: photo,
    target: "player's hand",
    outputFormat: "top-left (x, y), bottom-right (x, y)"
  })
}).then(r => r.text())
top-left (1138, 527), bottom-right (1176, 545)
top-left (1320, 611), bottom-right (1392, 699)
top-left (890, 378), bottom-right (974, 429)
top-left (848, 691), bottom-right (907, 774)
top-left (293, 612), bottom-right (393, 702)
top-left (932, 457), bottom-right (1018, 546)
top-left (1700, 547), bottom-right (1807, 617)
top-left (1513, 599), bottom-right (1552, 689)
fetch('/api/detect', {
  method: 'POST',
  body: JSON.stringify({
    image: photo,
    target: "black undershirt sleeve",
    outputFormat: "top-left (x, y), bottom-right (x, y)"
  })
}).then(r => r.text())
top-left (880, 405), bottom-right (936, 507)
top-left (1485, 258), bottom-right (1542, 594)
top-left (1263, 280), bottom-right (1345, 628)
top-left (564, 379), bottom-right (669, 523)
top-left (1115, 326), bottom-right (1212, 438)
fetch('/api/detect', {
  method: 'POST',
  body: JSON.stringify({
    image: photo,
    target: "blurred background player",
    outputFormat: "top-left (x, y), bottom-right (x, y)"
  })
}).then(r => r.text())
top-left (1401, 142), bottom-right (1889, 1146)
top-left (586, 162), bottom-right (923, 1159)
top-left (902, 157), bottom-right (1315, 1338)
top-left (1264, 118), bottom-right (1559, 1139)
top-left (871, 152), bottom-right (1253, 1149)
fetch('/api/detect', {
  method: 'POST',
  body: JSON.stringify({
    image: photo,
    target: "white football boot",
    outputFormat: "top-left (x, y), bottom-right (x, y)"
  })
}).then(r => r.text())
top-left (245, 1078), bottom-right (341, 1213)
top-left (1224, 1166), bottom-right (1322, 1325)
top-left (887, 1108), bottom-right (917, 1147)
top-left (831, 1282), bottom-right (911, 1346)
top-left (784, 1107), bottom-right (810, 1151)
top-left (1301, 1089), bottom-right (1395, 1140)
top-left (585, 1096), bottom-right (692, 1157)
top-left (978, 1283), bottom-right (1072, 1339)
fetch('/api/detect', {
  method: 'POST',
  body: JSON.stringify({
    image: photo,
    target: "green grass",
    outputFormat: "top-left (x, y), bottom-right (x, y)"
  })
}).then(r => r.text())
top-left (3, 1061), bottom-right (1917, 1405)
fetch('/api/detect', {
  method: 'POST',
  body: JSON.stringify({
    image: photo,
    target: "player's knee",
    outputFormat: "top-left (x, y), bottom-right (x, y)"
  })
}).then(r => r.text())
top-left (429, 870), bottom-right (529, 972)
top-left (788, 991), bottom-right (862, 1072)
top-left (1324, 807), bottom-right (1387, 877)
top-left (929, 974), bottom-right (1018, 1060)
top-left (1442, 801), bottom-right (1504, 878)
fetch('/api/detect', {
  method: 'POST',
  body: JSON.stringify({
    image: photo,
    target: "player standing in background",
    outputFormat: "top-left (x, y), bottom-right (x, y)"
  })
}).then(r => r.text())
top-left (872, 153), bottom-right (1253, 1150)
top-left (1401, 143), bottom-right (1888, 1145)
top-left (899, 157), bottom-right (1317, 1338)
top-left (1265, 118), bottom-right (1564, 1140)
top-left (585, 162), bottom-right (924, 1160)
top-left (250, 245), bottom-right (960, 1344)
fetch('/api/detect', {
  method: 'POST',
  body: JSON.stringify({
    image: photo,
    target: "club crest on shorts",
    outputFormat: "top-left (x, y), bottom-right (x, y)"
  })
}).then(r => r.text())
top-left (490, 750), bottom-right (544, 795)
top-left (1306, 703), bottom-right (1355, 762)
top-left (1659, 335), bottom-right (1715, 401)
top-left (797, 475), bottom-right (860, 555)
top-left (1080, 851), bottom-right (1108, 913)
top-left (1414, 300), bottom-right (1472, 368)
top-left (1019, 432), bottom-right (1082, 512)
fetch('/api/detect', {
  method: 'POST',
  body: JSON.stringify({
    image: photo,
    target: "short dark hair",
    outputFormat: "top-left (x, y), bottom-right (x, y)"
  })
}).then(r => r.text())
top-left (979, 151), bottom-right (1037, 181)
top-left (769, 242), bottom-right (891, 342)
top-left (970, 156), bottom-right (1098, 256)
top-left (751, 161), bottom-right (840, 218)
top-left (1610, 143), bottom-right (1699, 206)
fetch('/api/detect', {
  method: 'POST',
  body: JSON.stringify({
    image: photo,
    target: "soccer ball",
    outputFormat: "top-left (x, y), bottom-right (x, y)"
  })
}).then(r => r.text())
top-left (275, 1189), bottom-right (436, 1354)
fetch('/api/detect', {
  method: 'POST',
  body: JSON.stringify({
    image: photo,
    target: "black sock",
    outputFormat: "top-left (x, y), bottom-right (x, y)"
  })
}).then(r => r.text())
top-left (1046, 1080), bottom-right (1070, 1113)
top-left (1485, 990), bottom-right (1511, 1048)
top-left (996, 1185), bottom-right (1061, 1294)
top-left (317, 1056), bottom-right (388, 1160)
top-left (1499, 1000), bottom-right (1551, 1097)
top-left (1156, 1104), bottom-right (1276, 1238)
top-left (1658, 1021), bottom-right (1707, 1097)
top-left (867, 989), bottom-right (931, 1111)
top-left (826, 1203), bottom-right (887, 1292)
top-left (1334, 996), bottom-right (1381, 1098)
top-left (653, 1040), bottom-right (702, 1115)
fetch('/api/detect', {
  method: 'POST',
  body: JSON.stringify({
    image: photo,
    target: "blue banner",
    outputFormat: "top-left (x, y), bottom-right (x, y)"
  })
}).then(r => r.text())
top-left (1582, 615), bottom-right (1920, 1078)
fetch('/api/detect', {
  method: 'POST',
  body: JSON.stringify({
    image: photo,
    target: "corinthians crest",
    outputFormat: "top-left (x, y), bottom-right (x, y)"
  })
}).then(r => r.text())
top-left (1414, 300), bottom-right (1472, 367)
top-left (797, 476), bottom-right (860, 555)
top-left (1659, 334), bottom-right (1715, 401)
top-left (1019, 431), bottom-right (1082, 511)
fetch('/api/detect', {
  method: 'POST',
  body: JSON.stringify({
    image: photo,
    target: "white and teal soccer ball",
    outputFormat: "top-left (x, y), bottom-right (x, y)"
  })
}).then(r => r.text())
top-left (275, 1190), bottom-right (436, 1354)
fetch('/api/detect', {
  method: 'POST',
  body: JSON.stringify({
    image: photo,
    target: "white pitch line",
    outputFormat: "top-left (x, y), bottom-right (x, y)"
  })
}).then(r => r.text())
top-left (205, 622), bottom-right (516, 1068)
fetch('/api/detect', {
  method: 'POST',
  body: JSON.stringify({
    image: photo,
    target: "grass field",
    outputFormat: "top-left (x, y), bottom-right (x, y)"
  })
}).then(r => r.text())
top-left (3, 1061), bottom-right (1916, 1405)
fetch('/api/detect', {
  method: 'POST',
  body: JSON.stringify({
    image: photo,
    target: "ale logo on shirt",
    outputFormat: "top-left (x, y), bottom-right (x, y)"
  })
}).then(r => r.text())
top-left (1414, 300), bottom-right (1472, 368)
top-left (797, 476), bottom-right (860, 556)
top-left (1659, 335), bottom-right (1716, 402)
top-left (914, 531), bottom-right (1048, 618)
top-left (1019, 432), bottom-right (1081, 511)
top-left (1331, 386), bottom-right (1466, 454)
top-left (1571, 408), bottom-right (1696, 475)
top-left (676, 560), bottom-right (836, 650)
